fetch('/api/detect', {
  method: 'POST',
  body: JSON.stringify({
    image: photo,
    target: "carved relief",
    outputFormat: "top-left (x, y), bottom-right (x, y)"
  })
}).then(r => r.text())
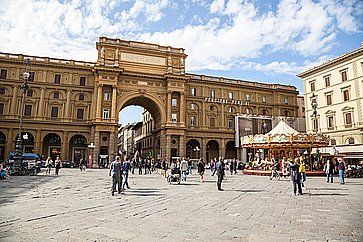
top-left (120, 53), bottom-right (166, 66)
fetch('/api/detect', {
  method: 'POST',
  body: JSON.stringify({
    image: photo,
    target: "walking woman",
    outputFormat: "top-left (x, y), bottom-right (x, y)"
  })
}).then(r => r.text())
top-left (55, 156), bottom-right (61, 175)
top-left (197, 158), bottom-right (205, 182)
top-left (337, 158), bottom-right (345, 184)
top-left (45, 157), bottom-right (52, 175)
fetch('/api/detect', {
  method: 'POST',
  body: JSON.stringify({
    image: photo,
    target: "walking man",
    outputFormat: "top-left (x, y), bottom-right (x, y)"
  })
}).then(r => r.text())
top-left (109, 156), bottom-right (122, 196)
top-left (55, 156), bottom-right (61, 175)
top-left (215, 158), bottom-right (224, 191)
top-left (290, 158), bottom-right (302, 195)
top-left (122, 158), bottom-right (131, 190)
top-left (45, 157), bottom-right (52, 175)
top-left (337, 158), bottom-right (345, 184)
top-left (180, 157), bottom-right (188, 181)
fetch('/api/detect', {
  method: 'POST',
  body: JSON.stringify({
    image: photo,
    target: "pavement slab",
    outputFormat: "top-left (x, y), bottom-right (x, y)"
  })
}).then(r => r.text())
top-left (0, 169), bottom-right (362, 241)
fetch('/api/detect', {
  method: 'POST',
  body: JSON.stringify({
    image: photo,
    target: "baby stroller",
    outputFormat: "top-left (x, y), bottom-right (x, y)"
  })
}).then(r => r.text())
top-left (167, 167), bottom-right (181, 185)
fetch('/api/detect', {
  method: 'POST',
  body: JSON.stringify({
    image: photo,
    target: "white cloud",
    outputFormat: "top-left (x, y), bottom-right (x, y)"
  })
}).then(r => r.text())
top-left (210, 0), bottom-right (225, 14)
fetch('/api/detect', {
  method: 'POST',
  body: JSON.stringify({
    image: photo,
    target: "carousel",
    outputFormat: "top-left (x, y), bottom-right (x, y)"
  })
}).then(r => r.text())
top-left (241, 120), bottom-right (329, 171)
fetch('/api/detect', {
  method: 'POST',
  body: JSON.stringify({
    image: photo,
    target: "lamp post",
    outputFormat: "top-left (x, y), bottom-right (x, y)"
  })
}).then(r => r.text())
top-left (13, 58), bottom-right (31, 171)
top-left (193, 146), bottom-right (200, 159)
top-left (311, 93), bottom-right (319, 170)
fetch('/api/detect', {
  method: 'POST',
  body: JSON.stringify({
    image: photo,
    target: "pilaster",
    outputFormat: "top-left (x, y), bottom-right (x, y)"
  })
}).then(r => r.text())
top-left (35, 130), bottom-right (41, 154)
top-left (37, 88), bottom-right (45, 119)
top-left (62, 131), bottom-right (68, 161)
top-left (111, 86), bottom-right (117, 120)
top-left (10, 86), bottom-right (18, 115)
top-left (64, 90), bottom-right (71, 119)
top-left (94, 131), bottom-right (100, 167)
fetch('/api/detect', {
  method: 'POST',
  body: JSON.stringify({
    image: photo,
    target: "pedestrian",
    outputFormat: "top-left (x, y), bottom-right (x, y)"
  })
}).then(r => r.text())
top-left (122, 158), bottom-right (131, 190)
top-left (337, 158), bottom-right (345, 184)
top-left (290, 158), bottom-right (302, 195)
top-left (138, 158), bottom-right (143, 175)
top-left (162, 159), bottom-right (168, 177)
top-left (197, 158), bottom-right (205, 182)
top-left (55, 156), bottom-right (61, 175)
top-left (45, 156), bottom-right (52, 175)
top-left (131, 158), bottom-right (136, 174)
top-left (210, 158), bottom-right (215, 175)
top-left (109, 156), bottom-right (122, 196)
top-left (144, 160), bottom-right (148, 174)
top-left (79, 157), bottom-right (85, 171)
top-left (299, 157), bottom-right (306, 187)
top-left (187, 158), bottom-right (192, 175)
top-left (229, 160), bottom-right (234, 175)
top-left (180, 157), bottom-right (188, 181)
top-left (325, 159), bottom-right (334, 183)
top-left (215, 158), bottom-right (224, 191)
top-left (281, 157), bottom-right (288, 178)
top-left (233, 158), bottom-right (238, 174)
top-left (269, 158), bottom-right (280, 180)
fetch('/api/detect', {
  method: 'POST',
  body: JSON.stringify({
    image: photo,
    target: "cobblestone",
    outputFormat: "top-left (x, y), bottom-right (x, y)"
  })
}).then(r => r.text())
top-left (0, 169), bottom-right (362, 241)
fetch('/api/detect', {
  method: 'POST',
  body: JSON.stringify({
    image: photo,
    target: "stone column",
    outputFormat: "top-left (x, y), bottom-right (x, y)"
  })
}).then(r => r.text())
top-left (5, 129), bottom-right (13, 157)
top-left (38, 88), bottom-right (45, 118)
top-left (166, 134), bottom-right (171, 161)
top-left (221, 104), bottom-right (225, 129)
top-left (220, 139), bottom-right (225, 159)
top-left (96, 85), bottom-right (103, 119)
top-left (10, 86), bottom-right (18, 115)
top-left (94, 131), bottom-right (100, 167)
top-left (109, 131), bottom-right (115, 162)
top-left (64, 90), bottom-right (71, 120)
top-left (42, 70), bottom-right (47, 82)
top-left (62, 131), bottom-right (68, 161)
top-left (91, 83), bottom-right (98, 120)
top-left (179, 135), bottom-right (185, 158)
top-left (180, 91), bottom-right (185, 125)
top-left (202, 101), bottom-right (206, 127)
top-left (167, 91), bottom-right (172, 123)
top-left (201, 138), bottom-right (206, 161)
top-left (35, 130), bottom-right (41, 154)
top-left (111, 87), bottom-right (117, 120)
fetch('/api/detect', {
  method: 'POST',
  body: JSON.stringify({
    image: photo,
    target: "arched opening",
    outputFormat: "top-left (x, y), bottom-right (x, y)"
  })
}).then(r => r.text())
top-left (0, 131), bottom-right (6, 162)
top-left (42, 133), bottom-right (62, 161)
top-left (225, 141), bottom-right (237, 159)
top-left (206, 140), bottom-right (219, 162)
top-left (186, 139), bottom-right (200, 159)
top-left (118, 93), bottom-right (165, 162)
top-left (346, 137), bottom-right (355, 145)
top-left (69, 134), bottom-right (87, 166)
top-left (15, 132), bottom-right (35, 153)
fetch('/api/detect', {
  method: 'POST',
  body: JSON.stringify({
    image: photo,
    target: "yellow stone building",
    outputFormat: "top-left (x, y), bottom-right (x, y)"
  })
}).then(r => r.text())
top-left (0, 37), bottom-right (298, 165)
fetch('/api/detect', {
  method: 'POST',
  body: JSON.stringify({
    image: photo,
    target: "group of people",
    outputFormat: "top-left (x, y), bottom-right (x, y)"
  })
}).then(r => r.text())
top-left (109, 156), bottom-right (131, 196)
top-left (325, 157), bottom-right (346, 184)
top-left (44, 156), bottom-right (62, 175)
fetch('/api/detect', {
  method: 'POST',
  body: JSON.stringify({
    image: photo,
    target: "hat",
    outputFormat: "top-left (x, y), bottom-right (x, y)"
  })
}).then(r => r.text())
top-left (337, 158), bottom-right (343, 162)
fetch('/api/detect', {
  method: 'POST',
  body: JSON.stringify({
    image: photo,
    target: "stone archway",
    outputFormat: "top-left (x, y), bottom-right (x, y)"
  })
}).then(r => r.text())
top-left (42, 133), bottom-right (62, 161)
top-left (69, 134), bottom-right (88, 166)
top-left (186, 139), bottom-right (200, 159)
top-left (206, 140), bottom-right (219, 162)
top-left (225, 141), bottom-right (237, 159)
top-left (15, 132), bottom-right (35, 153)
top-left (0, 131), bottom-right (6, 162)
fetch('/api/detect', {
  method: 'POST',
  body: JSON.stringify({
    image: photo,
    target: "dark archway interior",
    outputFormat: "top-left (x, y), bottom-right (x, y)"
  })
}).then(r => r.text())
top-left (121, 96), bottom-right (162, 129)
top-left (42, 133), bottom-right (62, 160)
top-left (225, 141), bottom-right (237, 159)
top-left (206, 140), bottom-right (219, 162)
top-left (186, 139), bottom-right (200, 159)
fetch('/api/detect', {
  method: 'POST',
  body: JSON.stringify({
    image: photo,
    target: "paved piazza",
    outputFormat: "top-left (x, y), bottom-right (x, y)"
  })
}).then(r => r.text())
top-left (0, 169), bottom-right (362, 242)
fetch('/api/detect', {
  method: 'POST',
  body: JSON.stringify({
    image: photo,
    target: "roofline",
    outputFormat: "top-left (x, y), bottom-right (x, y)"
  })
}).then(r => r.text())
top-left (297, 44), bottom-right (363, 78)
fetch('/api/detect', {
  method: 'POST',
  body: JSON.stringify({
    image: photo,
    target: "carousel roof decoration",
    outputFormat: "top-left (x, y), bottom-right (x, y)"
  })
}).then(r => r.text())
top-left (241, 120), bottom-right (329, 149)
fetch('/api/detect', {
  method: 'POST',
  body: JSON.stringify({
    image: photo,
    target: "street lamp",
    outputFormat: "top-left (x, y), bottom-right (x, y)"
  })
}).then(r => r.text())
top-left (193, 146), bottom-right (200, 159)
top-left (311, 93), bottom-right (318, 133)
top-left (13, 58), bottom-right (31, 172)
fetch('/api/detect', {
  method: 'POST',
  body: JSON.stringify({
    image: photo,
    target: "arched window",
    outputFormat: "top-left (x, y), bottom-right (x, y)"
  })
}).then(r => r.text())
top-left (210, 105), bottom-right (215, 111)
top-left (347, 137), bottom-right (355, 145)
top-left (330, 139), bottom-right (336, 146)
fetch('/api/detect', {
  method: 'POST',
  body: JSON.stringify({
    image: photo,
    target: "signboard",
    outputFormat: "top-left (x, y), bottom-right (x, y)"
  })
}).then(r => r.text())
top-left (235, 115), bottom-right (272, 147)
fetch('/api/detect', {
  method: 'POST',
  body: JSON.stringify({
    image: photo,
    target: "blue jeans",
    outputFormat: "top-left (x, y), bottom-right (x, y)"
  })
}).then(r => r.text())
top-left (339, 170), bottom-right (345, 184)
top-left (326, 173), bottom-right (333, 183)
top-left (123, 172), bottom-right (130, 189)
top-left (181, 171), bottom-right (187, 181)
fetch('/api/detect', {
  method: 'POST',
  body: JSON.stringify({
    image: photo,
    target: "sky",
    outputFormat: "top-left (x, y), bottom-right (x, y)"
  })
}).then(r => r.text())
top-left (0, 0), bottom-right (362, 124)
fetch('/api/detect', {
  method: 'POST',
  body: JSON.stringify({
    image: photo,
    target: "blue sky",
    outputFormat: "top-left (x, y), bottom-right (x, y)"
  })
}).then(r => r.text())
top-left (1, 0), bottom-right (362, 124)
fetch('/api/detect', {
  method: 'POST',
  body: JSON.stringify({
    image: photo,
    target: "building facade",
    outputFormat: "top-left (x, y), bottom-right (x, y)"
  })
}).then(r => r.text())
top-left (0, 37), bottom-right (299, 164)
top-left (298, 44), bottom-right (363, 163)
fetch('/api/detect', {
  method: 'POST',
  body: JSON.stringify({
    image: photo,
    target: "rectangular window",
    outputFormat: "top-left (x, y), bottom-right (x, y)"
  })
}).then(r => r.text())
top-left (54, 92), bottom-right (60, 99)
top-left (246, 94), bottom-right (250, 101)
top-left (104, 92), bottom-right (110, 101)
top-left (191, 103), bottom-right (196, 110)
top-left (79, 94), bottom-right (84, 101)
top-left (310, 81), bottom-right (315, 92)
top-left (190, 116), bottom-right (195, 126)
top-left (0, 88), bottom-right (5, 94)
top-left (172, 113), bottom-right (177, 122)
top-left (312, 119), bottom-right (318, 131)
top-left (326, 94), bottom-right (332, 105)
top-left (77, 108), bottom-right (84, 120)
top-left (262, 96), bottom-right (266, 103)
top-left (80, 76), bottom-right (86, 86)
top-left (341, 70), bottom-right (348, 82)
top-left (172, 98), bottom-right (177, 107)
top-left (228, 92), bottom-right (233, 99)
top-left (343, 90), bottom-right (349, 101)
top-left (24, 105), bottom-right (32, 116)
top-left (210, 90), bottom-right (215, 98)
top-left (0, 69), bottom-right (7, 79)
top-left (54, 74), bottom-right (61, 84)
top-left (28, 71), bottom-right (35, 81)
top-left (324, 75), bottom-right (330, 87)
top-left (327, 116), bottom-right (334, 130)
top-left (228, 119), bottom-right (234, 129)
top-left (345, 112), bottom-right (352, 126)
top-left (51, 107), bottom-right (58, 118)
top-left (191, 88), bottom-right (196, 96)
top-left (102, 108), bottom-right (110, 119)
top-left (210, 117), bottom-right (215, 127)
top-left (284, 97), bottom-right (288, 104)
top-left (0, 103), bottom-right (4, 114)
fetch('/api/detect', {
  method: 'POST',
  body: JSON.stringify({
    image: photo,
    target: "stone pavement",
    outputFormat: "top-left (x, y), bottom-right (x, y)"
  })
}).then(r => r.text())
top-left (0, 169), bottom-right (362, 242)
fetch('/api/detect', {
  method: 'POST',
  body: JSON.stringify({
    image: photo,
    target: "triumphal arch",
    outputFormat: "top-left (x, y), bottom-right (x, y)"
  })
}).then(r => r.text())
top-left (0, 36), bottom-right (298, 165)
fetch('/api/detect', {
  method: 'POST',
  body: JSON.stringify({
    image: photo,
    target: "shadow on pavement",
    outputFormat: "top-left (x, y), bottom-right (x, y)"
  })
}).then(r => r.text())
top-left (308, 193), bottom-right (348, 196)
top-left (231, 189), bottom-right (265, 193)
top-left (308, 187), bottom-right (348, 191)
top-left (0, 173), bottom-right (57, 204)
